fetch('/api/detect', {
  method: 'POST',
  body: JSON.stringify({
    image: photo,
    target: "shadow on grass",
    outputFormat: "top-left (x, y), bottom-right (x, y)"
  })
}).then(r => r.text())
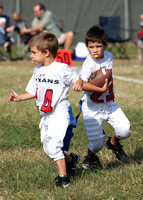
top-left (128, 145), bottom-right (143, 164)
top-left (74, 146), bottom-right (143, 178)
top-left (103, 146), bottom-right (143, 170)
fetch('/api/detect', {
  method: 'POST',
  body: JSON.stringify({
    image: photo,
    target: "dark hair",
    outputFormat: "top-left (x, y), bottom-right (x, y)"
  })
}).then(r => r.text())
top-left (85, 25), bottom-right (108, 46)
top-left (28, 32), bottom-right (59, 58)
top-left (35, 3), bottom-right (45, 11)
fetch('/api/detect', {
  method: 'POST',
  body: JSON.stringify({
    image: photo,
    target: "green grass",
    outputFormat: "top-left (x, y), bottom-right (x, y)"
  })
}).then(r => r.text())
top-left (0, 59), bottom-right (143, 199)
top-left (106, 42), bottom-right (138, 58)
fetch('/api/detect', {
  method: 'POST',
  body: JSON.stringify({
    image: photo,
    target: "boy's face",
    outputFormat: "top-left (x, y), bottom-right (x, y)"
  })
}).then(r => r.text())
top-left (30, 46), bottom-right (47, 65)
top-left (86, 41), bottom-right (107, 60)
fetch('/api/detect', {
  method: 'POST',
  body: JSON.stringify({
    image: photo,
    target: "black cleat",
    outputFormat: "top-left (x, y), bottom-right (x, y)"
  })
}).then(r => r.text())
top-left (66, 153), bottom-right (80, 177)
top-left (105, 137), bottom-right (127, 163)
top-left (82, 155), bottom-right (102, 169)
top-left (55, 175), bottom-right (70, 188)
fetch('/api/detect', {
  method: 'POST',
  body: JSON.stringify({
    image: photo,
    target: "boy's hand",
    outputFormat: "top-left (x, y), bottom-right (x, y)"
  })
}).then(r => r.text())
top-left (8, 89), bottom-right (19, 102)
top-left (8, 90), bottom-right (35, 102)
top-left (73, 78), bottom-right (83, 92)
top-left (102, 78), bottom-right (112, 92)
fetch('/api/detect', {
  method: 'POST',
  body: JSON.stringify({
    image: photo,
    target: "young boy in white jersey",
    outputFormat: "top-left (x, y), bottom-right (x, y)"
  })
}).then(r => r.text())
top-left (79, 25), bottom-right (131, 169)
top-left (8, 32), bottom-right (82, 188)
top-left (8, 32), bottom-right (110, 188)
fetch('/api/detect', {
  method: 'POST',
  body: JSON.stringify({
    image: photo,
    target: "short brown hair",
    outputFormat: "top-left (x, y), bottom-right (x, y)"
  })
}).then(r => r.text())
top-left (85, 25), bottom-right (108, 46)
top-left (12, 12), bottom-right (21, 21)
top-left (28, 32), bottom-right (59, 58)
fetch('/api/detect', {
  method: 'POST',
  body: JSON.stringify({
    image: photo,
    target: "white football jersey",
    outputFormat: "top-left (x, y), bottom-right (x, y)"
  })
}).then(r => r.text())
top-left (79, 51), bottom-right (114, 103)
top-left (26, 61), bottom-right (79, 115)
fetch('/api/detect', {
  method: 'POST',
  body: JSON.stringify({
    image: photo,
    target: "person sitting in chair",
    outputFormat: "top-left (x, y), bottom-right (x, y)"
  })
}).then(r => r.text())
top-left (0, 2), bottom-right (12, 53)
top-left (135, 14), bottom-right (143, 61)
top-left (6, 12), bottom-right (33, 44)
top-left (6, 12), bottom-right (34, 59)
top-left (20, 3), bottom-right (74, 49)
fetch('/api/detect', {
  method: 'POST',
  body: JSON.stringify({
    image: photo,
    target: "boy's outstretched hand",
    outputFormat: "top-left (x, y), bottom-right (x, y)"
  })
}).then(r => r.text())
top-left (8, 89), bottom-right (19, 102)
top-left (8, 90), bottom-right (35, 102)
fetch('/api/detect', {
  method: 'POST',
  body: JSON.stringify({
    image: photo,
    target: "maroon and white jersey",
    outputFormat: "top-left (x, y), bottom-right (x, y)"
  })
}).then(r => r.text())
top-left (79, 51), bottom-right (130, 145)
top-left (26, 61), bottom-right (79, 115)
top-left (79, 50), bottom-right (114, 103)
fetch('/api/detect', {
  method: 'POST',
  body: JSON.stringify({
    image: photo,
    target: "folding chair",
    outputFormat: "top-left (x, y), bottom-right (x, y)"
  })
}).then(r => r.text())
top-left (99, 16), bottom-right (130, 58)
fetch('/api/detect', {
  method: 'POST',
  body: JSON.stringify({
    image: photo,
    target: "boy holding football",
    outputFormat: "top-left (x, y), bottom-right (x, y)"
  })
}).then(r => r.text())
top-left (8, 32), bottom-right (109, 187)
top-left (79, 25), bottom-right (131, 169)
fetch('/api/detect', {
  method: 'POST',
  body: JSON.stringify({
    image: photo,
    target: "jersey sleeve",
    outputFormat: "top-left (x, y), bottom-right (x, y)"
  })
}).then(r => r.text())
top-left (63, 65), bottom-right (79, 85)
top-left (79, 58), bottom-right (94, 82)
top-left (25, 67), bottom-right (39, 96)
top-left (25, 75), bottom-right (36, 96)
top-left (106, 52), bottom-right (113, 70)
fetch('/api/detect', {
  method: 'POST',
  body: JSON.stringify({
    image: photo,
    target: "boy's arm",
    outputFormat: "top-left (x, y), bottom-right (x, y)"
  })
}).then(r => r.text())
top-left (8, 89), bottom-right (35, 102)
top-left (82, 78), bottom-right (111, 93)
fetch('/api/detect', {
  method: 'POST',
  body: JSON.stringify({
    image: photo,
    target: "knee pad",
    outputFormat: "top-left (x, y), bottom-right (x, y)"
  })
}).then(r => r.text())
top-left (88, 134), bottom-right (105, 154)
top-left (115, 122), bottom-right (131, 139)
top-left (43, 137), bottom-right (64, 161)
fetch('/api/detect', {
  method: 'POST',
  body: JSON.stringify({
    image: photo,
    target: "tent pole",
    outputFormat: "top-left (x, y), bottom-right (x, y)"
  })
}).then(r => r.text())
top-left (16, 0), bottom-right (21, 45)
top-left (124, 0), bottom-right (129, 39)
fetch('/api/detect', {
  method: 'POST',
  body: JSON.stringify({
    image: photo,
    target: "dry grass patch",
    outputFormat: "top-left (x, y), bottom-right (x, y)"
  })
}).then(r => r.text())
top-left (0, 148), bottom-right (46, 163)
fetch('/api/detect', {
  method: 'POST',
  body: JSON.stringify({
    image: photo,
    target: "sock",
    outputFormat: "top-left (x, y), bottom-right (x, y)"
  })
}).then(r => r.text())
top-left (59, 174), bottom-right (65, 177)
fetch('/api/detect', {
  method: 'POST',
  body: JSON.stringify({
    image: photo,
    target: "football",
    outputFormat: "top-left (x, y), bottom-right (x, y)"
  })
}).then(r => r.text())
top-left (88, 69), bottom-right (112, 87)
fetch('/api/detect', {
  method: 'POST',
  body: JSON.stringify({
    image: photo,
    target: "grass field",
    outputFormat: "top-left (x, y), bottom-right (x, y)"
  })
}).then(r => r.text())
top-left (0, 52), bottom-right (143, 199)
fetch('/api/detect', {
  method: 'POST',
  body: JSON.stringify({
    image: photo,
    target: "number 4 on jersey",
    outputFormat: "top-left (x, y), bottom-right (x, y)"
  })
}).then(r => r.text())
top-left (41, 89), bottom-right (53, 112)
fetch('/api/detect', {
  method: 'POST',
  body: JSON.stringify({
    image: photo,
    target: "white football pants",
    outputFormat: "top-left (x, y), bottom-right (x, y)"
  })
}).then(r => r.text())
top-left (39, 100), bottom-right (70, 161)
top-left (82, 100), bottom-right (131, 153)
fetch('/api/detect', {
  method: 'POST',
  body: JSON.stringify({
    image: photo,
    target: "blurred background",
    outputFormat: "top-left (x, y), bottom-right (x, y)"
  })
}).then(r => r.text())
top-left (1, 0), bottom-right (142, 45)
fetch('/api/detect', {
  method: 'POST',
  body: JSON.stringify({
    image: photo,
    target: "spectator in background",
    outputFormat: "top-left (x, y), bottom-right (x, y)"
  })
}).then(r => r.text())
top-left (0, 2), bottom-right (7, 43)
top-left (20, 3), bottom-right (74, 49)
top-left (6, 12), bottom-right (33, 44)
top-left (0, 2), bottom-right (12, 52)
top-left (135, 14), bottom-right (143, 61)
